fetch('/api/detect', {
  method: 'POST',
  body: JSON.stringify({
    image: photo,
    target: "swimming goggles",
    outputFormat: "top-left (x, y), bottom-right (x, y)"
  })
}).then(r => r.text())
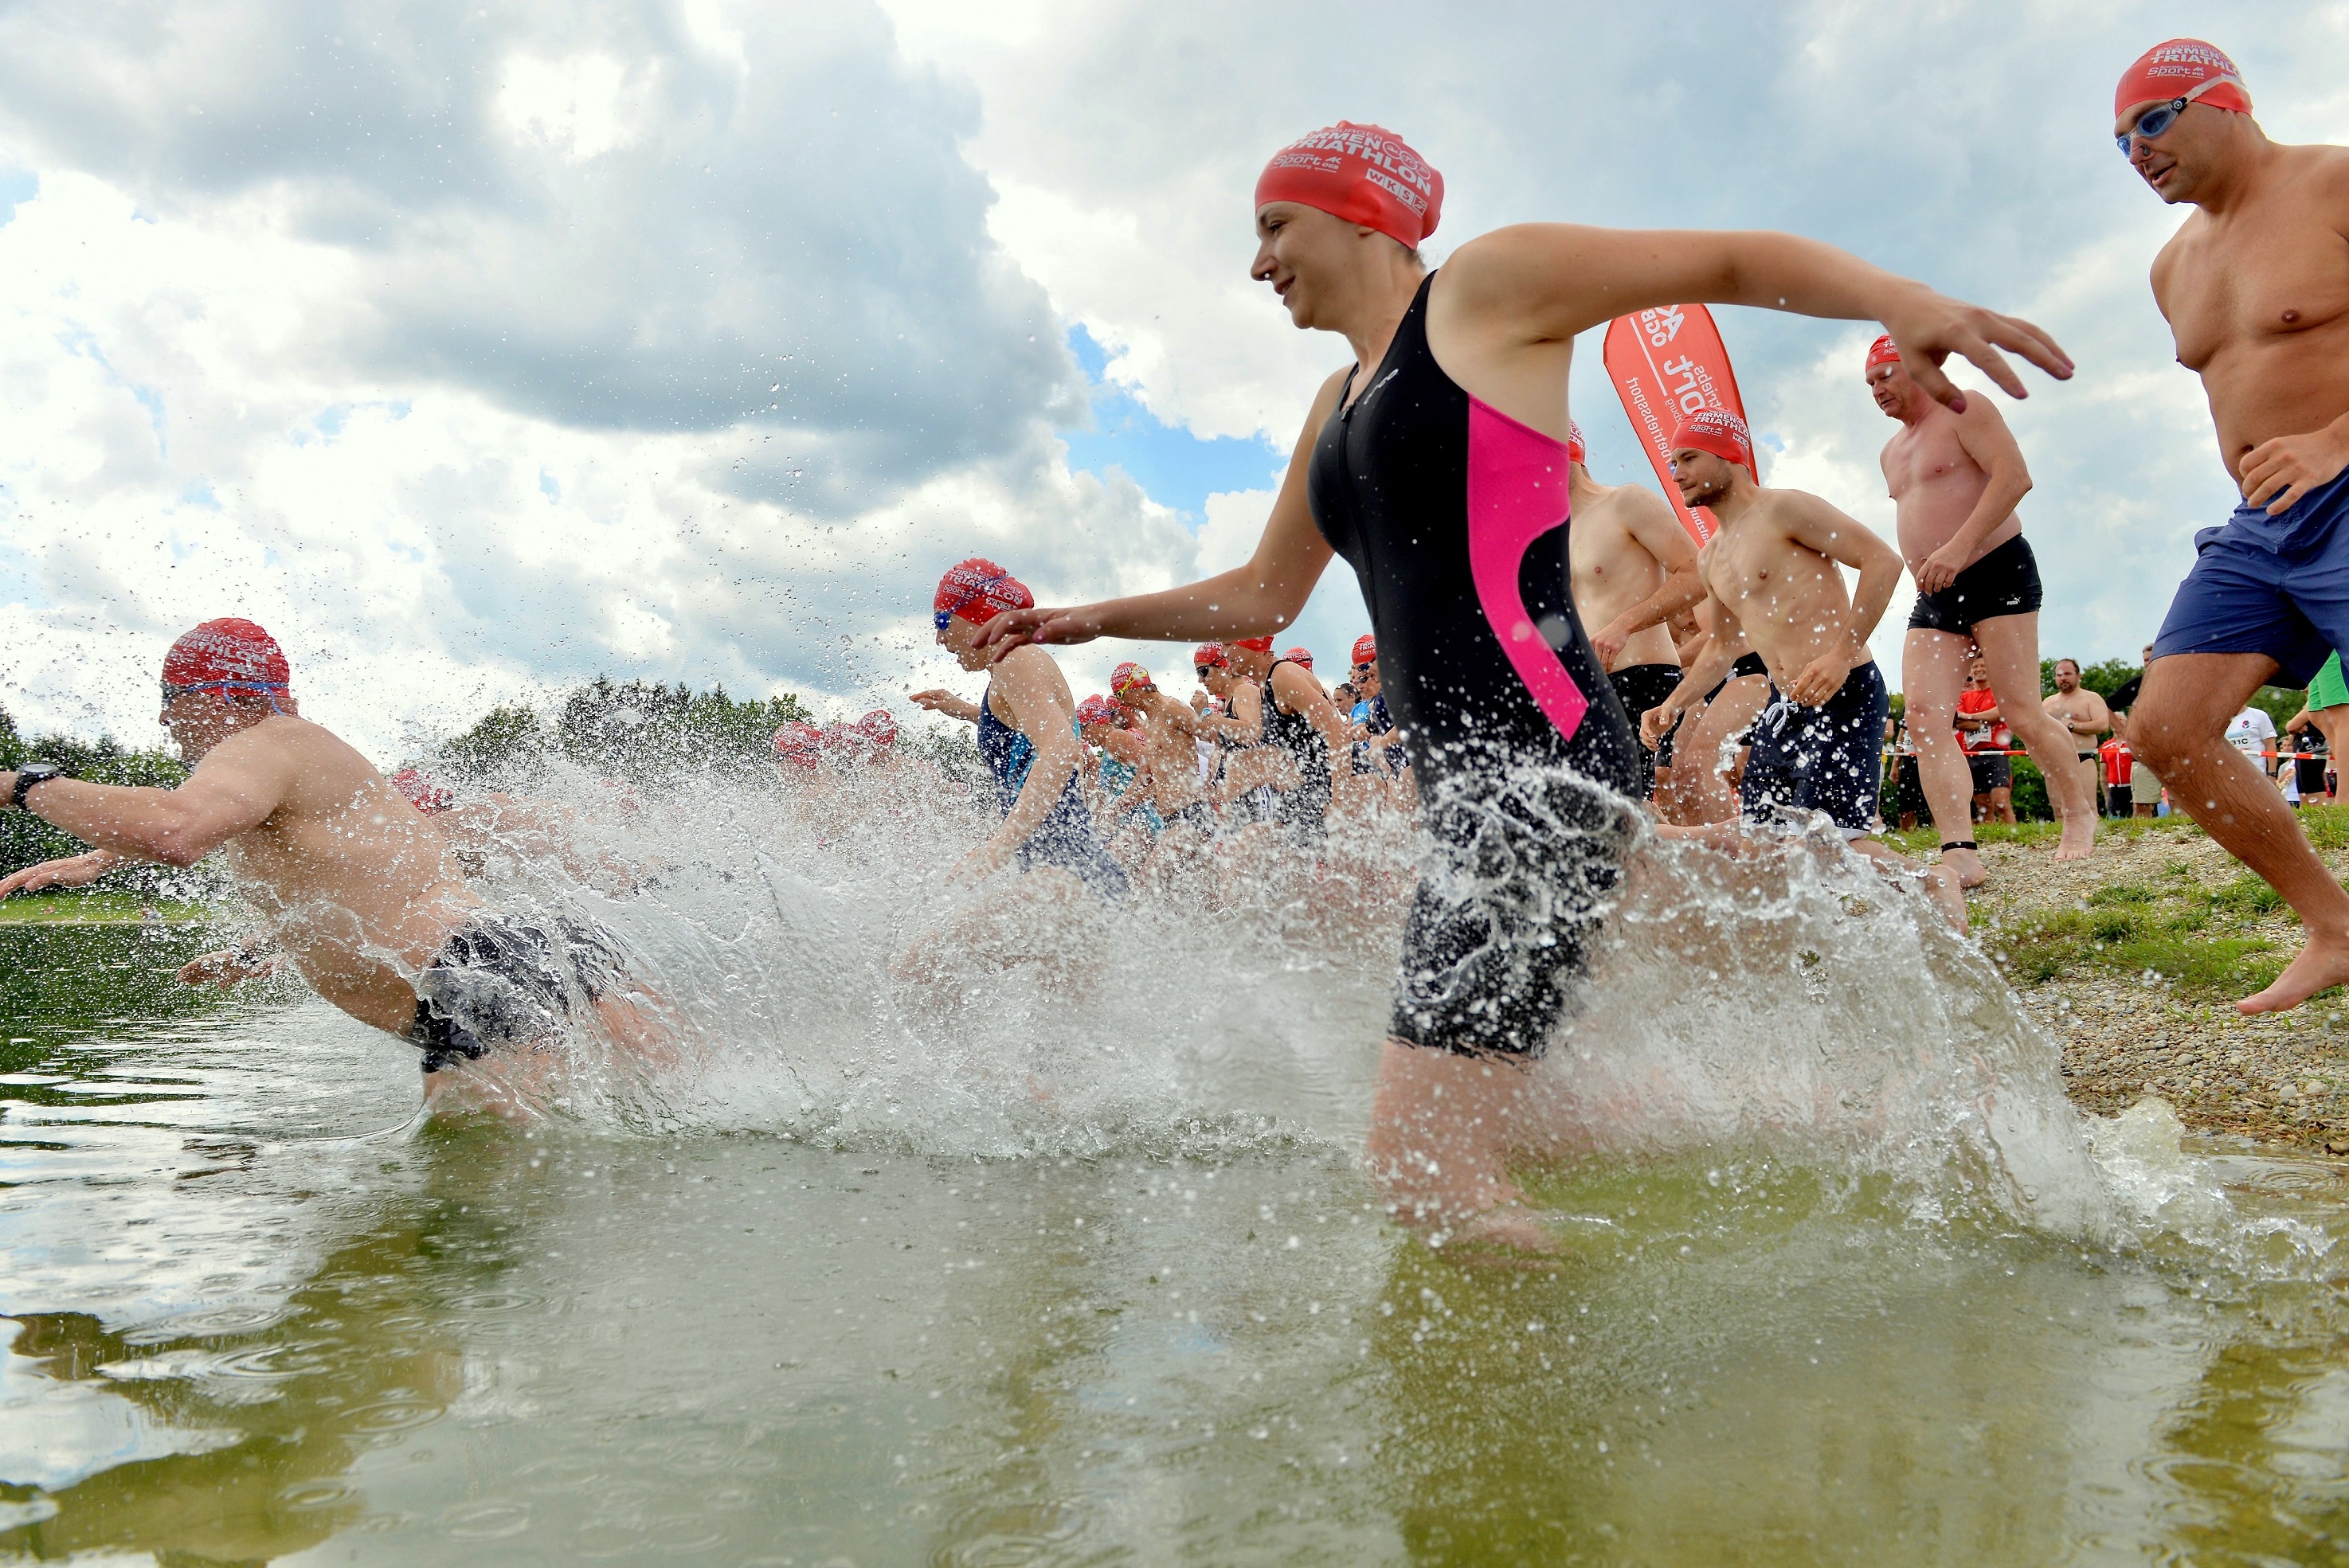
top-left (2116, 77), bottom-right (2230, 157)
top-left (160, 678), bottom-right (291, 715)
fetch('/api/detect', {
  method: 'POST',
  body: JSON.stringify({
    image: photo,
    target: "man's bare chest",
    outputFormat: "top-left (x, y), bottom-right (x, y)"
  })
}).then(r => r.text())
top-left (2164, 211), bottom-right (2349, 366)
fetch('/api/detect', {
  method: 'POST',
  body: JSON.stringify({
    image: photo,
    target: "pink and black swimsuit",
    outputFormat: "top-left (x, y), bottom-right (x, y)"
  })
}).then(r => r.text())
top-left (1307, 272), bottom-right (1642, 1057)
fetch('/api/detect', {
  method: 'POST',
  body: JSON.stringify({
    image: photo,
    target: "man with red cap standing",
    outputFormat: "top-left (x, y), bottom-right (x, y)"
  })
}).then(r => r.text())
top-left (2115, 41), bottom-right (2349, 1014)
top-left (1868, 332), bottom-right (2096, 884)
top-left (973, 118), bottom-right (2065, 1254)
top-left (0, 618), bottom-right (664, 1106)
top-left (1568, 418), bottom-right (1705, 801)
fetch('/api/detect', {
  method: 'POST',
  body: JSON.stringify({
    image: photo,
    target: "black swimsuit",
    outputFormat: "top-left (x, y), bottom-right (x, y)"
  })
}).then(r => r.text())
top-left (1308, 272), bottom-right (1642, 1057)
top-left (1262, 658), bottom-right (1333, 836)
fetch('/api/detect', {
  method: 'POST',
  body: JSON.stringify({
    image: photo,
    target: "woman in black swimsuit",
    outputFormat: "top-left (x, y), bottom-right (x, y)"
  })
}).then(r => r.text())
top-left (977, 121), bottom-right (2069, 1252)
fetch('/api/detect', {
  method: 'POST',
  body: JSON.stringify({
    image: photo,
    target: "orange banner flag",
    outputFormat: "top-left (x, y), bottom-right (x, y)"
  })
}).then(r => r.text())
top-left (1601, 305), bottom-right (1748, 546)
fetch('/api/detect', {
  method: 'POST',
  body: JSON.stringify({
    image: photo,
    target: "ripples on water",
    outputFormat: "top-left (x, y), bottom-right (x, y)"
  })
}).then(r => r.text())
top-left (4, 768), bottom-right (2347, 1563)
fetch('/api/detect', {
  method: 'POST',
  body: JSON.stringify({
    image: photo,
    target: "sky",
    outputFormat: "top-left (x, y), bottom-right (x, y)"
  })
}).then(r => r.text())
top-left (0, 0), bottom-right (2340, 757)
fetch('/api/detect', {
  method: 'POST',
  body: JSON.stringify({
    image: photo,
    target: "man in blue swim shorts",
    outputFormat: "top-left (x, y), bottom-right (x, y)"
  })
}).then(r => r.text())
top-left (2114, 39), bottom-right (2349, 1014)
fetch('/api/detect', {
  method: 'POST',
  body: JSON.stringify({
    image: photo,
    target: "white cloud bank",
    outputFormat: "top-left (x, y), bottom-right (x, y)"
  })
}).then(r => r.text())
top-left (0, 0), bottom-right (2338, 756)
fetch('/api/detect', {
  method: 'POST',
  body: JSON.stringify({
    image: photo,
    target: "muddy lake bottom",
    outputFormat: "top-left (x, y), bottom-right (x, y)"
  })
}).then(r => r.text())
top-left (7, 921), bottom-right (2349, 1565)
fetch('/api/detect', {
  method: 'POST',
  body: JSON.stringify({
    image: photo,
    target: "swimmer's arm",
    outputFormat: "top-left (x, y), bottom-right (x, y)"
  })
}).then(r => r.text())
top-left (0, 848), bottom-right (131, 899)
top-left (4, 731), bottom-right (288, 868)
top-left (983, 651), bottom-right (1086, 858)
top-left (1277, 663), bottom-right (1356, 760)
top-left (1641, 599), bottom-right (1739, 747)
top-left (1194, 682), bottom-right (1266, 748)
top-left (1441, 225), bottom-right (2071, 409)
top-left (1591, 492), bottom-right (1705, 657)
top-left (1788, 499), bottom-right (1903, 655)
top-left (909, 689), bottom-right (984, 725)
top-left (974, 374), bottom-right (1345, 652)
top-left (1916, 401), bottom-right (2032, 592)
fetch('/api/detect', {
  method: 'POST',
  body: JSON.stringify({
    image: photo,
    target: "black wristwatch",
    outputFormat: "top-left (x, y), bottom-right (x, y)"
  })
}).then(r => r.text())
top-left (9, 761), bottom-right (65, 811)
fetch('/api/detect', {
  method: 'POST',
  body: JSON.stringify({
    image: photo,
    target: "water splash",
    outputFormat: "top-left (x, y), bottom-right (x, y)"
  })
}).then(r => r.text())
top-left (429, 755), bottom-right (2286, 1253)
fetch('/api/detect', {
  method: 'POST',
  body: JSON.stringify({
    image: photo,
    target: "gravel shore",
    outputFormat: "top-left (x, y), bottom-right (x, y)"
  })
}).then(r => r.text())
top-left (1968, 829), bottom-right (2349, 1155)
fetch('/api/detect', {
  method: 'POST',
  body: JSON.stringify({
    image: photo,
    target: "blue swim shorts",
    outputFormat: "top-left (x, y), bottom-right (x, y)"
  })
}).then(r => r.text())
top-left (2151, 467), bottom-right (2349, 686)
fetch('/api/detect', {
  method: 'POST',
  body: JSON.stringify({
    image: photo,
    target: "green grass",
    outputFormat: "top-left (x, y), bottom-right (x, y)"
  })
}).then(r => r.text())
top-left (1877, 815), bottom-right (2206, 858)
top-left (1979, 864), bottom-right (2312, 1000)
top-left (0, 891), bottom-right (217, 925)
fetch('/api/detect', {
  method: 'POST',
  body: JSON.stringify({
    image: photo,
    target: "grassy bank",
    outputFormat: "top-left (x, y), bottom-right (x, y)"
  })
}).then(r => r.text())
top-left (0, 891), bottom-right (219, 925)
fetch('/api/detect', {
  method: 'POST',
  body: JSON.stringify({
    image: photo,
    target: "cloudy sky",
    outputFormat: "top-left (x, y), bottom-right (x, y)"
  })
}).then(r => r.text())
top-left (0, 0), bottom-right (2338, 757)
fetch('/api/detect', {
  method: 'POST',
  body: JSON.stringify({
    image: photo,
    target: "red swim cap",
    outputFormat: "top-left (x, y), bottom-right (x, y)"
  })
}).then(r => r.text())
top-left (1194, 643), bottom-right (1229, 670)
top-left (1110, 661), bottom-right (1154, 698)
top-left (1670, 408), bottom-right (1754, 473)
top-left (1351, 634), bottom-right (1377, 667)
top-left (162, 617), bottom-right (291, 690)
top-left (771, 721), bottom-right (824, 768)
top-left (1075, 694), bottom-right (1122, 729)
top-left (2116, 39), bottom-right (2250, 119)
top-left (1255, 122), bottom-right (1443, 250)
top-left (1565, 420), bottom-right (1587, 465)
top-left (389, 766), bottom-right (452, 815)
top-left (855, 709), bottom-right (898, 747)
top-left (1865, 334), bottom-right (1904, 373)
top-left (934, 557), bottom-right (1033, 626)
top-left (1231, 635), bottom-right (1276, 654)
top-left (1282, 647), bottom-right (1313, 669)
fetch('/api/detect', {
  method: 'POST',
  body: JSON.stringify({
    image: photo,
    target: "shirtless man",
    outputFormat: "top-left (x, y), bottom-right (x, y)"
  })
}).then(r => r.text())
top-left (1638, 412), bottom-right (1964, 925)
top-left (1568, 418), bottom-right (1705, 800)
top-left (0, 619), bottom-right (663, 1105)
top-left (1869, 334), bottom-right (2096, 883)
top-left (2115, 40), bottom-right (2349, 1012)
top-left (1110, 661), bottom-right (1220, 840)
top-left (2042, 659), bottom-right (2113, 811)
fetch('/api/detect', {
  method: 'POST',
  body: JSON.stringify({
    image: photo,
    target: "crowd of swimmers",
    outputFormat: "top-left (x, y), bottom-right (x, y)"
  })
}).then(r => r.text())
top-left (4, 37), bottom-right (2347, 1257)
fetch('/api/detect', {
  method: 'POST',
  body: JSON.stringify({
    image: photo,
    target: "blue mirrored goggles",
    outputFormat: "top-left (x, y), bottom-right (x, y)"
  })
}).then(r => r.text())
top-left (2117, 78), bottom-right (2230, 157)
top-left (934, 609), bottom-right (953, 632)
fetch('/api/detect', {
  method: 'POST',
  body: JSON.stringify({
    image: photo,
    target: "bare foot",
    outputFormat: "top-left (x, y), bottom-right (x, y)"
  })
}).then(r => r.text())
top-left (1434, 1206), bottom-right (1562, 1266)
top-left (1939, 845), bottom-right (1987, 889)
top-left (2238, 931), bottom-right (2349, 1015)
top-left (1923, 866), bottom-right (1969, 930)
top-left (2055, 811), bottom-right (2097, 862)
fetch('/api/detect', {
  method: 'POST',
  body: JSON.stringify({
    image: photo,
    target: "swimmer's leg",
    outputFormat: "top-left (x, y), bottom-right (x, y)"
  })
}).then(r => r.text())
top-left (1849, 835), bottom-right (1967, 929)
top-left (1366, 1038), bottom-right (1556, 1257)
top-left (1974, 612), bottom-right (2096, 859)
top-left (1902, 628), bottom-right (1989, 888)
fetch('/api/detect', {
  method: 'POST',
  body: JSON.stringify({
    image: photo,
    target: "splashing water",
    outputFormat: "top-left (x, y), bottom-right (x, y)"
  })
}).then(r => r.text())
top-left (446, 755), bottom-right (2288, 1258)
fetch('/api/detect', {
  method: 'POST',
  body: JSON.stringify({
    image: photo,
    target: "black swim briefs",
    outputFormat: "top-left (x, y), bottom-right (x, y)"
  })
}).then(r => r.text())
top-left (1967, 751), bottom-right (2012, 793)
top-left (1908, 534), bottom-right (2042, 635)
top-left (407, 913), bottom-right (637, 1074)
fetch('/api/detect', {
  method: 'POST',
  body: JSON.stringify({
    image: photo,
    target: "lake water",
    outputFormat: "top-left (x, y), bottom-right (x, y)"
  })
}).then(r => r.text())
top-left (6, 786), bottom-right (2349, 1564)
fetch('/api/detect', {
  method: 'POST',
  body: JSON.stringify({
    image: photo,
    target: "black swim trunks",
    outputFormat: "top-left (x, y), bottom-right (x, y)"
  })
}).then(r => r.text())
top-left (1308, 272), bottom-right (1644, 1058)
top-left (407, 913), bottom-right (638, 1074)
top-left (1907, 534), bottom-right (2043, 635)
top-left (1740, 661), bottom-right (1890, 839)
top-left (1163, 799), bottom-right (1218, 835)
top-left (1967, 751), bottom-right (2013, 792)
top-left (1607, 663), bottom-right (1683, 799)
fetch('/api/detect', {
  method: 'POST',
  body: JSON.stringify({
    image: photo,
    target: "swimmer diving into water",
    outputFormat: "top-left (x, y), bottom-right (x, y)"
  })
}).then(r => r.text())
top-left (974, 122), bottom-right (2069, 1254)
top-left (0, 618), bottom-right (669, 1111)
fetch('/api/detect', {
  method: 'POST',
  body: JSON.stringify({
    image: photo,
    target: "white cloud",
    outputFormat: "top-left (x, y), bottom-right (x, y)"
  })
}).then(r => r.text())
top-left (0, 0), bottom-right (2331, 768)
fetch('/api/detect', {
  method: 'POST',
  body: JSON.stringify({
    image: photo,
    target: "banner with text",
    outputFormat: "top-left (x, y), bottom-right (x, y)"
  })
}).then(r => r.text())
top-left (1602, 304), bottom-right (1748, 546)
